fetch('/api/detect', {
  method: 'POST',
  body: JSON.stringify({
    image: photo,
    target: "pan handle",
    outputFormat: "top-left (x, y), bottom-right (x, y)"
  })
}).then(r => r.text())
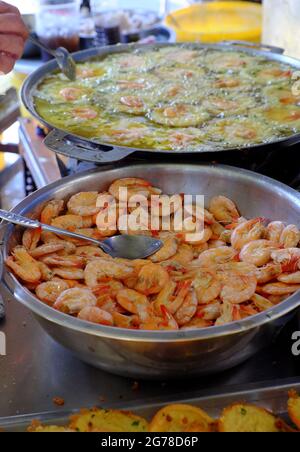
top-left (44, 129), bottom-right (136, 164)
top-left (220, 40), bottom-right (284, 55)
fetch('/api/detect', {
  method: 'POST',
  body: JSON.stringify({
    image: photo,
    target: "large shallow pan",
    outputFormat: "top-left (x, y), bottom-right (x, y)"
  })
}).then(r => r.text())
top-left (3, 163), bottom-right (300, 379)
top-left (21, 42), bottom-right (300, 164)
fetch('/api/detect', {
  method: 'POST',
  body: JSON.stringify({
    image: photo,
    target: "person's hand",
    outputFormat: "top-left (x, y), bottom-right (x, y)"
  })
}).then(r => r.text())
top-left (0, 1), bottom-right (28, 74)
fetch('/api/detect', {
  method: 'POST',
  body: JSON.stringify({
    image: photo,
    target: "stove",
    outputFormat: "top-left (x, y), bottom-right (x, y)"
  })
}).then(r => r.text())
top-left (0, 118), bottom-right (298, 418)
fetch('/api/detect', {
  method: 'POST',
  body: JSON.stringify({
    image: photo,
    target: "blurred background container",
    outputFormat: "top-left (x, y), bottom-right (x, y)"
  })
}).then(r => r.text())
top-left (36, 0), bottom-right (80, 61)
top-left (263, 0), bottom-right (300, 59)
top-left (166, 1), bottom-right (262, 43)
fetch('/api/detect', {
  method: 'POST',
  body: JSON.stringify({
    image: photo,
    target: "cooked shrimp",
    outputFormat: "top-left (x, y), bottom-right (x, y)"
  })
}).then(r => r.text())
top-left (278, 271), bottom-right (300, 284)
top-left (210, 221), bottom-right (225, 237)
top-left (219, 273), bottom-right (257, 304)
top-left (208, 240), bottom-right (226, 249)
top-left (22, 228), bottom-right (41, 251)
top-left (40, 254), bottom-right (85, 268)
top-left (250, 293), bottom-right (274, 312)
top-left (261, 282), bottom-right (300, 296)
top-left (77, 306), bottom-right (113, 326)
top-left (116, 289), bottom-right (151, 322)
top-left (54, 288), bottom-right (97, 314)
top-left (174, 289), bottom-right (198, 326)
top-left (163, 244), bottom-right (194, 266)
top-left (72, 107), bottom-right (98, 120)
top-left (73, 228), bottom-right (103, 242)
top-left (214, 78), bottom-right (240, 88)
top-left (134, 263), bottom-right (169, 295)
top-left (53, 268), bottom-right (85, 280)
top-left (271, 248), bottom-right (300, 270)
top-left (75, 246), bottom-right (107, 260)
top-left (265, 221), bottom-right (285, 243)
top-left (215, 302), bottom-right (235, 326)
top-left (208, 196), bottom-right (239, 224)
top-left (40, 200), bottom-right (64, 225)
top-left (239, 240), bottom-right (277, 267)
top-left (93, 279), bottom-right (124, 297)
top-left (141, 307), bottom-right (178, 331)
top-left (204, 97), bottom-right (239, 114)
top-left (112, 312), bottom-right (140, 329)
top-left (177, 223), bottom-right (212, 246)
top-left (120, 96), bottom-right (144, 108)
top-left (191, 242), bottom-right (209, 258)
top-left (67, 192), bottom-right (100, 217)
top-left (182, 317), bottom-right (213, 329)
top-left (36, 279), bottom-right (69, 305)
top-left (255, 263), bottom-right (282, 284)
top-left (267, 295), bottom-right (288, 305)
top-left (192, 271), bottom-right (221, 304)
top-left (38, 262), bottom-right (54, 281)
top-left (219, 229), bottom-right (232, 244)
top-left (231, 218), bottom-right (265, 250)
top-left (40, 232), bottom-right (77, 254)
top-left (84, 259), bottom-right (133, 288)
top-left (193, 246), bottom-right (237, 268)
top-left (95, 204), bottom-right (119, 237)
top-left (117, 79), bottom-right (146, 89)
top-left (51, 214), bottom-right (85, 231)
top-left (109, 178), bottom-right (161, 201)
top-left (30, 243), bottom-right (66, 258)
top-left (149, 236), bottom-right (178, 263)
top-left (217, 262), bottom-right (257, 276)
top-left (196, 302), bottom-right (221, 321)
top-left (60, 87), bottom-right (82, 101)
top-left (279, 224), bottom-right (300, 248)
top-left (6, 247), bottom-right (41, 283)
top-left (154, 280), bottom-right (191, 315)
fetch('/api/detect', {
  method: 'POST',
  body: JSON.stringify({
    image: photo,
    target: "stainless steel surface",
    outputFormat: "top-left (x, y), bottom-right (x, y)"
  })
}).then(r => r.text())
top-left (29, 35), bottom-right (76, 81)
top-left (21, 42), bottom-right (300, 164)
top-left (0, 208), bottom-right (163, 259)
top-left (2, 379), bottom-right (300, 431)
top-left (221, 40), bottom-right (284, 55)
top-left (19, 119), bottom-right (62, 189)
top-left (99, 235), bottom-right (163, 259)
top-left (0, 210), bottom-right (40, 229)
top-left (3, 163), bottom-right (300, 379)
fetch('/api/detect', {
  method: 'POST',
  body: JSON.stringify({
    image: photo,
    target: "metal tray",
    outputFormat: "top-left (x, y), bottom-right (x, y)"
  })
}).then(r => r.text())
top-left (1, 379), bottom-right (299, 432)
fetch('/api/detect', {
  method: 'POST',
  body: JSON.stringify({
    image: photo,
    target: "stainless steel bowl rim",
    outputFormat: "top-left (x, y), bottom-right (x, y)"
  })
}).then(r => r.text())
top-left (21, 42), bottom-right (300, 156)
top-left (3, 163), bottom-right (300, 343)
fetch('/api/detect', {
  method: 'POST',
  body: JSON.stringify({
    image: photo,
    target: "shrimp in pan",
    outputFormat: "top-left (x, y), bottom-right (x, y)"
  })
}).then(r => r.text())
top-left (7, 179), bottom-right (300, 331)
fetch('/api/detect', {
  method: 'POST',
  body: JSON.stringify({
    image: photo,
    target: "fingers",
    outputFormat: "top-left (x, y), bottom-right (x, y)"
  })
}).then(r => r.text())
top-left (0, 13), bottom-right (29, 41)
top-left (0, 1), bottom-right (19, 14)
top-left (0, 52), bottom-right (15, 74)
top-left (0, 34), bottom-right (24, 59)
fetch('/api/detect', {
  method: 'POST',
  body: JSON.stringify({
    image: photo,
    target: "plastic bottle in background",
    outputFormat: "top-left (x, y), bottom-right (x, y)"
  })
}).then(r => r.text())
top-left (36, 0), bottom-right (80, 61)
top-left (263, 0), bottom-right (300, 58)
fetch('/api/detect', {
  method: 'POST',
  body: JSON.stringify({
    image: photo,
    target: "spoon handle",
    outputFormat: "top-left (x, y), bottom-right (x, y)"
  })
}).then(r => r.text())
top-left (0, 209), bottom-right (112, 254)
top-left (29, 34), bottom-right (56, 58)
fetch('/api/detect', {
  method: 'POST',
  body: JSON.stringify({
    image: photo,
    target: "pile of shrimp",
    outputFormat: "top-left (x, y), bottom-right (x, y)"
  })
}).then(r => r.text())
top-left (6, 177), bottom-right (300, 331)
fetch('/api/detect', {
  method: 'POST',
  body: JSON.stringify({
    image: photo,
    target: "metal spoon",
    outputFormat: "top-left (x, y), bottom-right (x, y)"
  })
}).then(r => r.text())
top-left (29, 34), bottom-right (77, 81)
top-left (0, 210), bottom-right (163, 260)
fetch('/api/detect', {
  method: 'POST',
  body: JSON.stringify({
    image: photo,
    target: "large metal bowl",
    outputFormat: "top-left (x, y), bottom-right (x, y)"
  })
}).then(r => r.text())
top-left (3, 163), bottom-right (300, 379)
